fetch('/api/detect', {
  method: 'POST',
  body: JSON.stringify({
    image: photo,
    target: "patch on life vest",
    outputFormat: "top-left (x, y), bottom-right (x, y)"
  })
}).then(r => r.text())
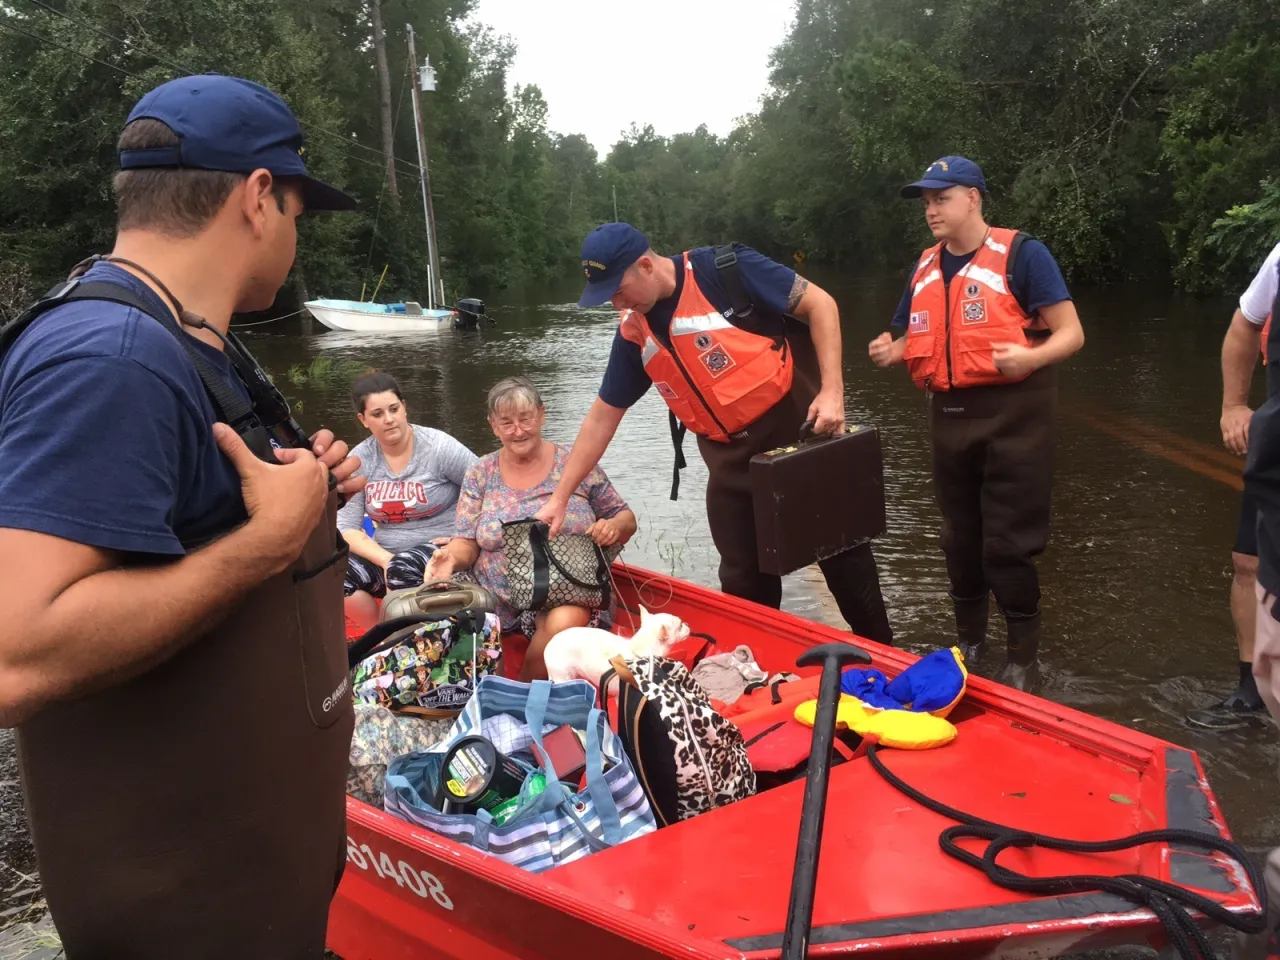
top-left (653, 381), bottom-right (678, 400)
top-left (909, 311), bottom-right (930, 333)
top-left (694, 332), bottom-right (713, 351)
top-left (699, 344), bottom-right (736, 378)
top-left (961, 299), bottom-right (987, 325)
top-left (964, 281), bottom-right (980, 299)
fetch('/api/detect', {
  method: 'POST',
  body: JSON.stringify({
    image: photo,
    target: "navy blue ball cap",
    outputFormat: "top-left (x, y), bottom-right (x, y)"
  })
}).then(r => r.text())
top-left (900, 156), bottom-right (987, 199)
top-left (119, 74), bottom-right (357, 213)
top-left (578, 222), bottom-right (650, 307)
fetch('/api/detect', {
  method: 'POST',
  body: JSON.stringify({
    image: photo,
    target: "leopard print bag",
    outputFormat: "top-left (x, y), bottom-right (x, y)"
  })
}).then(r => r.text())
top-left (619, 655), bottom-right (756, 822)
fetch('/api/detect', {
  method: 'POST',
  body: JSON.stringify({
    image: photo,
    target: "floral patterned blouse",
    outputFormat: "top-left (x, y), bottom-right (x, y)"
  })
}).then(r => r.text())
top-left (455, 442), bottom-right (629, 628)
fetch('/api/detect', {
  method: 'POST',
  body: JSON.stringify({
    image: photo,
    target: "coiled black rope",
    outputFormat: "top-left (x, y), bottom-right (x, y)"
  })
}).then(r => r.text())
top-left (866, 743), bottom-right (1268, 960)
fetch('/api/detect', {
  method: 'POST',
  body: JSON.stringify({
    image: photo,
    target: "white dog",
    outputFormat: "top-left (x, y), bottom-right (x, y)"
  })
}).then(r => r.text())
top-left (543, 607), bottom-right (691, 686)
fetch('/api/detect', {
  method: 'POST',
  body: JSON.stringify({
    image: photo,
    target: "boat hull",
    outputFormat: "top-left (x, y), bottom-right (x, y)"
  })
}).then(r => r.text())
top-left (328, 565), bottom-right (1261, 960)
top-left (305, 299), bottom-right (454, 333)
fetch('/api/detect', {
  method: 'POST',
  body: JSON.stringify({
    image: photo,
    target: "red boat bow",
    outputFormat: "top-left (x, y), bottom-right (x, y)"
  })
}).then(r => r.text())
top-left (329, 563), bottom-right (1261, 960)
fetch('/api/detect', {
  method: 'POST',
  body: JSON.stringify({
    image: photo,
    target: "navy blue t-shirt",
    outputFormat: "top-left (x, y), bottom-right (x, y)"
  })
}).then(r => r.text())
top-left (0, 263), bottom-right (250, 557)
top-left (890, 236), bottom-right (1072, 329)
top-left (598, 244), bottom-right (798, 409)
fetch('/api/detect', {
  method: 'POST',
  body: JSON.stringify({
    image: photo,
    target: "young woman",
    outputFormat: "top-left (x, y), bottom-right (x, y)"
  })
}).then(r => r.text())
top-left (338, 370), bottom-right (478, 629)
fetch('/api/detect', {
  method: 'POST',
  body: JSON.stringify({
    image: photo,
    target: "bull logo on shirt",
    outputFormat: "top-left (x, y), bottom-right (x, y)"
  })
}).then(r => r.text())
top-left (364, 480), bottom-right (442, 524)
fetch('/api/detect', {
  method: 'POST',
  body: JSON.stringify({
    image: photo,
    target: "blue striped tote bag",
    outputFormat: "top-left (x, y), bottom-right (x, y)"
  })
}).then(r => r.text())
top-left (384, 676), bottom-right (657, 872)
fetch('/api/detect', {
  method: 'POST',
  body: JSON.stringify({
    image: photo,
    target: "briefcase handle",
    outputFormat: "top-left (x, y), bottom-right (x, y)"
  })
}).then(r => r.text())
top-left (798, 418), bottom-right (841, 446)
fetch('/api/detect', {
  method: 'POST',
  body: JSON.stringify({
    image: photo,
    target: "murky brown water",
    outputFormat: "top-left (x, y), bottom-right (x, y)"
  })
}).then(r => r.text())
top-left (2, 268), bottom-right (1276, 956)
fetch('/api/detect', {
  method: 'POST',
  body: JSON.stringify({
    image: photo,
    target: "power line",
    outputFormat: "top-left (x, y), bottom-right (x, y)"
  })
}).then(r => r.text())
top-left (299, 120), bottom-right (421, 177)
top-left (0, 16), bottom-right (131, 75)
top-left (17, 0), bottom-right (189, 74)
top-left (0, 13), bottom-right (430, 183)
top-left (10, 0), bottom-right (422, 177)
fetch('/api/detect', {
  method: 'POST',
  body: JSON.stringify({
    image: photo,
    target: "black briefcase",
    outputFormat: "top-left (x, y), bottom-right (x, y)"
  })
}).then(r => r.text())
top-left (749, 421), bottom-right (887, 577)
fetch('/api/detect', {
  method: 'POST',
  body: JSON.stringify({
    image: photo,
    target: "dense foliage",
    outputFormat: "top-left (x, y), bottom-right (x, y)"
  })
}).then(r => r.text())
top-left (2, 0), bottom-right (1278, 317)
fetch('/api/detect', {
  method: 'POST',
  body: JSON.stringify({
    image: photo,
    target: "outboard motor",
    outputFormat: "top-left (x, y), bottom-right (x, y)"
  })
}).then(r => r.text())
top-left (454, 298), bottom-right (489, 329)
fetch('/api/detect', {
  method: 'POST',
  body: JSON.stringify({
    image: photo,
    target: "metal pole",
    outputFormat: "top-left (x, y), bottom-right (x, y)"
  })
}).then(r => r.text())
top-left (406, 24), bottom-right (442, 309)
top-left (612, 184), bottom-right (618, 222)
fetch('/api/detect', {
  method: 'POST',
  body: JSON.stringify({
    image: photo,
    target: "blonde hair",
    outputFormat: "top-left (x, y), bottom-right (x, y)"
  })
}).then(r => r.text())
top-left (486, 376), bottom-right (544, 417)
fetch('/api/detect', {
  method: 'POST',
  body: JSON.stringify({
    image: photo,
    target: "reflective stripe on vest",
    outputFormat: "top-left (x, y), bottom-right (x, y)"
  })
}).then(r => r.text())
top-left (618, 252), bottom-right (793, 441)
top-left (903, 227), bottom-right (1033, 392)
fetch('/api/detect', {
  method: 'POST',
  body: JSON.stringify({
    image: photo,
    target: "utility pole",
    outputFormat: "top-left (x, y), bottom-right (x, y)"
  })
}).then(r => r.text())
top-left (407, 23), bottom-right (444, 308)
top-left (612, 184), bottom-right (618, 222)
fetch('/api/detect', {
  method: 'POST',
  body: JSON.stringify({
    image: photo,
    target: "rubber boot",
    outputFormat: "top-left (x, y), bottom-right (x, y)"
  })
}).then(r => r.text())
top-left (952, 594), bottom-right (990, 667)
top-left (999, 612), bottom-right (1040, 692)
top-left (1186, 663), bottom-right (1266, 730)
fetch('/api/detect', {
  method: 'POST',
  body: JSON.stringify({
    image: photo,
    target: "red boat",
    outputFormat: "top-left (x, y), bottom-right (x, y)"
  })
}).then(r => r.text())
top-left (328, 564), bottom-right (1262, 960)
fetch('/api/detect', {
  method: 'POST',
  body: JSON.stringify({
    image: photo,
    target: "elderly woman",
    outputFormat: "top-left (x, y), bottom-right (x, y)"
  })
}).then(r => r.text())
top-left (339, 370), bottom-right (478, 629)
top-left (427, 376), bottom-right (637, 681)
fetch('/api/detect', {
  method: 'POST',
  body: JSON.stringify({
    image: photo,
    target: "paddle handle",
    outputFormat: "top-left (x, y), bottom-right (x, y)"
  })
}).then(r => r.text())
top-left (781, 641), bottom-right (871, 960)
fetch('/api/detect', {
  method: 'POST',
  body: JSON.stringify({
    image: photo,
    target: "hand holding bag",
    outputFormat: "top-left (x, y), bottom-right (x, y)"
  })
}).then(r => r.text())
top-left (500, 518), bottom-right (622, 613)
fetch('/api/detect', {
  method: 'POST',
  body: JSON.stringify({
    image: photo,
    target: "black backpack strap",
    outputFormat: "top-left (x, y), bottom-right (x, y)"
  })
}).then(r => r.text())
top-left (0, 278), bottom-right (280, 460)
top-left (1005, 231), bottom-right (1030, 315)
top-left (3, 279), bottom-right (257, 428)
top-left (713, 244), bottom-right (754, 320)
top-left (669, 410), bottom-right (688, 501)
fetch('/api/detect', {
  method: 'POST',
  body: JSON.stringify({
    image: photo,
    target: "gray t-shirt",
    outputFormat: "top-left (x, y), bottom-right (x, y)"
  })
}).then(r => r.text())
top-left (337, 425), bottom-right (478, 553)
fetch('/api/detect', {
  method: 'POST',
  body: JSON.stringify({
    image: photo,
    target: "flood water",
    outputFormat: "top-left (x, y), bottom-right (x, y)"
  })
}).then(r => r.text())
top-left (1, 266), bottom-right (1275, 956)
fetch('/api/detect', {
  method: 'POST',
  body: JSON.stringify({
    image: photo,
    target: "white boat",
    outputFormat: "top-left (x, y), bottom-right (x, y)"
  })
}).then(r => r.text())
top-left (304, 298), bottom-right (455, 333)
top-left (304, 37), bottom-right (492, 338)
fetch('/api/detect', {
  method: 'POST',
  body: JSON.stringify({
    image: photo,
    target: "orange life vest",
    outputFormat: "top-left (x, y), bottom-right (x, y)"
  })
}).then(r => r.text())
top-left (618, 252), bottom-right (793, 443)
top-left (902, 227), bottom-right (1035, 392)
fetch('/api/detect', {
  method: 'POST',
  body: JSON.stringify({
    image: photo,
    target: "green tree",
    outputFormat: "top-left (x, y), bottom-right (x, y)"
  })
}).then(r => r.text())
top-left (1161, 20), bottom-right (1280, 292)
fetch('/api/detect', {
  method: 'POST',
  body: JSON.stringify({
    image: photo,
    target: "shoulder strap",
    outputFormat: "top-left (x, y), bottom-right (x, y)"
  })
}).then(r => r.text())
top-left (713, 244), bottom-right (754, 320)
top-left (1005, 231), bottom-right (1028, 290)
top-left (0, 279), bottom-right (257, 430)
top-left (1005, 231), bottom-right (1031, 315)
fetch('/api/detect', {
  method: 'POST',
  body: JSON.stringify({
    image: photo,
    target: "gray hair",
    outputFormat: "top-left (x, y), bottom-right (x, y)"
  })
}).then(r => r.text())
top-left (486, 376), bottom-right (544, 417)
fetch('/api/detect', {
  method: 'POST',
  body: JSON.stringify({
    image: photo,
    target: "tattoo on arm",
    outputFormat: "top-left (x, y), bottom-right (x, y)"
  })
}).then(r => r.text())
top-left (787, 276), bottom-right (809, 313)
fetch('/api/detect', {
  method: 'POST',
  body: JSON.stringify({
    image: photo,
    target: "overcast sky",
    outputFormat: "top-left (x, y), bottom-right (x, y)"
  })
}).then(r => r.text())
top-left (467, 0), bottom-right (796, 158)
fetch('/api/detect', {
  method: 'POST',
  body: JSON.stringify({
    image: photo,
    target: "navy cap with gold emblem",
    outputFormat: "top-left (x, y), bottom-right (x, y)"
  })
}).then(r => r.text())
top-left (578, 222), bottom-right (650, 307)
top-left (120, 74), bottom-right (358, 212)
top-left (900, 155), bottom-right (987, 199)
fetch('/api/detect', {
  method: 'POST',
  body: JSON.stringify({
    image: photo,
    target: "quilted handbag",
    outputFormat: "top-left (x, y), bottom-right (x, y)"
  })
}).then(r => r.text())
top-left (500, 518), bottom-right (622, 613)
top-left (348, 580), bottom-right (502, 716)
top-left (384, 676), bottom-right (657, 873)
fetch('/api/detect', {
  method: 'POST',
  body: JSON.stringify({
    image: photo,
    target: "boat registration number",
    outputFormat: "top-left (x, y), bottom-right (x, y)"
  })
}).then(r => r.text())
top-left (346, 836), bottom-right (454, 910)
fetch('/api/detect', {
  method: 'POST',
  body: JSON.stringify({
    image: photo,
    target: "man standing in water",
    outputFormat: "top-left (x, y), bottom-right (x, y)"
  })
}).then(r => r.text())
top-left (868, 156), bottom-right (1084, 691)
top-left (1186, 243), bottom-right (1280, 729)
top-left (0, 75), bottom-right (363, 957)
top-left (1238, 252), bottom-right (1280, 958)
top-left (534, 222), bottom-right (894, 645)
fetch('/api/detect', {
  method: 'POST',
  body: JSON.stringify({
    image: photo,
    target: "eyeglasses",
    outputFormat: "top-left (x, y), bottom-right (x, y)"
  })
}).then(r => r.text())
top-left (492, 415), bottom-right (538, 434)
